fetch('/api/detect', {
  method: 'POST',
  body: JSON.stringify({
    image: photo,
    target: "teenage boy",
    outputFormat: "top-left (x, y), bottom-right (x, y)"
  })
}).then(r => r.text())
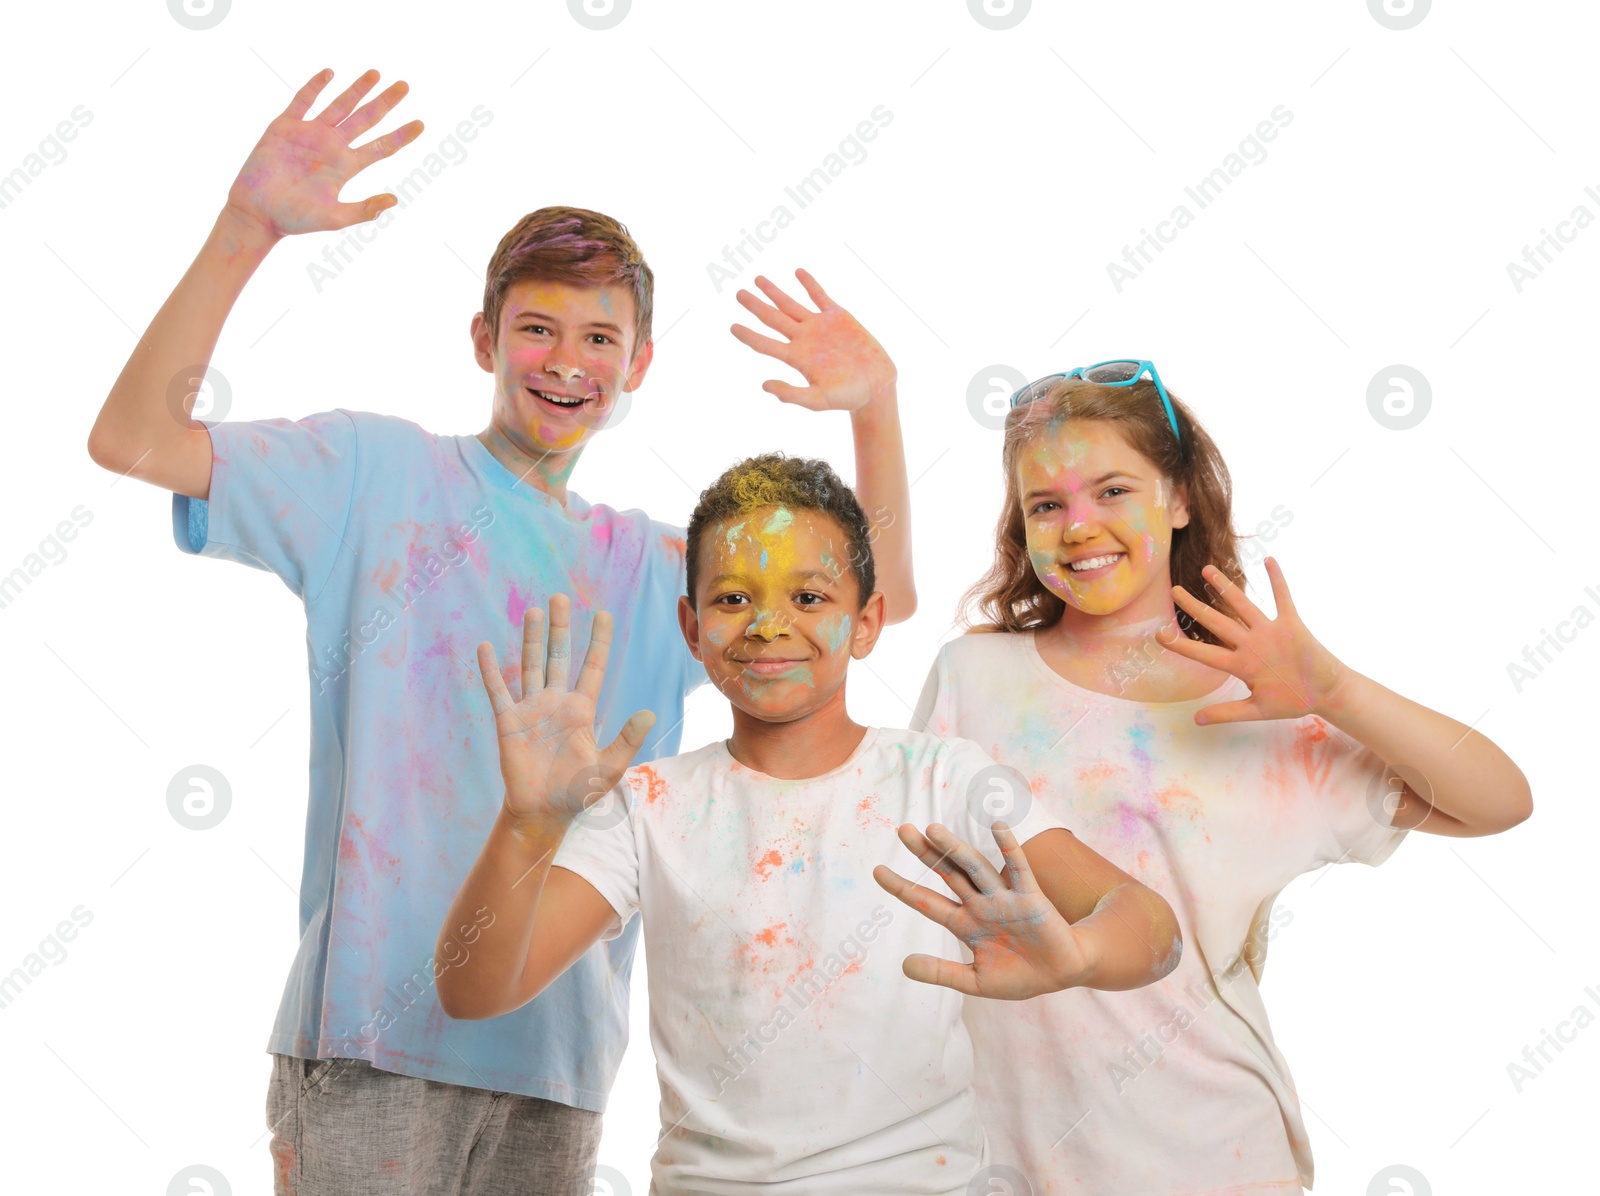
top-left (87, 69), bottom-right (917, 1194)
top-left (437, 454), bottom-right (1183, 1194)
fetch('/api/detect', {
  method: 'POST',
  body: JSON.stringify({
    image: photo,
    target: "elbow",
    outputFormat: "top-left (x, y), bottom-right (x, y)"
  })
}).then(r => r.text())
top-left (1500, 778), bottom-right (1534, 832)
top-left (1507, 781), bottom-right (1533, 829)
top-left (86, 423), bottom-right (119, 473)
top-left (1155, 903), bottom-right (1183, 981)
top-left (87, 420), bottom-right (139, 477)
top-left (1484, 764), bottom-right (1534, 834)
top-left (1461, 778), bottom-right (1534, 837)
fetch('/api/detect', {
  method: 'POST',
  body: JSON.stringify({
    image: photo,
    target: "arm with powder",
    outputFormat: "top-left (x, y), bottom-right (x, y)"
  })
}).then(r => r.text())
top-left (875, 823), bottom-right (1183, 998)
top-left (729, 269), bottom-right (917, 623)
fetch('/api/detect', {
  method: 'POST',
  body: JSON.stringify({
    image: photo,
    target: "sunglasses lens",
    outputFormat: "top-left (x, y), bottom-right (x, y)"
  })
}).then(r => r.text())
top-left (1011, 376), bottom-right (1059, 407)
top-left (1082, 361), bottom-right (1143, 384)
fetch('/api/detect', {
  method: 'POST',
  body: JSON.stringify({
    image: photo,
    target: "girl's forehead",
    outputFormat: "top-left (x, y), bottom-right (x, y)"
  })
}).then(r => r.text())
top-left (1019, 421), bottom-right (1147, 479)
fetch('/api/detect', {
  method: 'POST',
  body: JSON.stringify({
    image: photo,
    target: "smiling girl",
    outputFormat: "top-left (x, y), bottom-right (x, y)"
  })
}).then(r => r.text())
top-left (912, 361), bottom-right (1532, 1194)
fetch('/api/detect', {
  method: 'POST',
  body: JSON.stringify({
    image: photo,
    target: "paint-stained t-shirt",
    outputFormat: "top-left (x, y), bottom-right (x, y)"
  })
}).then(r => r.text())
top-left (553, 726), bottom-right (1067, 1195)
top-left (171, 408), bottom-right (702, 1110)
top-left (913, 630), bottom-right (1405, 1195)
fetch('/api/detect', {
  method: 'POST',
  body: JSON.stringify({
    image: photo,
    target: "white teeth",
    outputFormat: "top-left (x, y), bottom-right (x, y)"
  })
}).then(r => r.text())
top-left (532, 389), bottom-right (584, 407)
top-left (1069, 554), bottom-right (1121, 572)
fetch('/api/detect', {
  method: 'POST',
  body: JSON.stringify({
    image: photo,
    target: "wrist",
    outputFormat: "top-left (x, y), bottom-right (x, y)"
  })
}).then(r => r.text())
top-left (214, 202), bottom-right (282, 258)
top-left (852, 377), bottom-right (900, 425)
top-left (1053, 925), bottom-right (1098, 992)
top-left (495, 804), bottom-right (571, 854)
top-left (1311, 658), bottom-right (1365, 721)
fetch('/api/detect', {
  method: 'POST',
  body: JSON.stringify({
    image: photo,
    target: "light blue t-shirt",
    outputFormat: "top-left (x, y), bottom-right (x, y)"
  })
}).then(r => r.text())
top-left (172, 408), bottom-right (702, 1110)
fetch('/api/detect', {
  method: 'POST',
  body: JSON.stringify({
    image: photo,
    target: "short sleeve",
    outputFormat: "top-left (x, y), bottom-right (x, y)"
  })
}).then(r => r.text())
top-left (170, 410), bottom-right (359, 604)
top-left (1299, 716), bottom-right (1408, 868)
top-left (552, 773), bottom-right (644, 940)
top-left (910, 646), bottom-right (952, 737)
top-left (933, 737), bottom-right (1068, 873)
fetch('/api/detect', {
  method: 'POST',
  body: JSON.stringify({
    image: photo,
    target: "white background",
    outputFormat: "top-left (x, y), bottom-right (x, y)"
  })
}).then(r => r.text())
top-left (1, 1), bottom-right (1594, 1192)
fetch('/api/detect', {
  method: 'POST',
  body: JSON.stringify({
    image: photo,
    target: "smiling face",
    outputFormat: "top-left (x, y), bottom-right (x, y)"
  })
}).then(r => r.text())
top-left (471, 279), bottom-right (653, 458)
top-left (1017, 418), bottom-right (1190, 621)
top-left (679, 505), bottom-right (884, 725)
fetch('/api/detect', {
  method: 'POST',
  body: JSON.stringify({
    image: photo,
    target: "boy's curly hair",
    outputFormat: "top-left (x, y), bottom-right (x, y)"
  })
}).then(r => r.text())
top-left (686, 454), bottom-right (876, 605)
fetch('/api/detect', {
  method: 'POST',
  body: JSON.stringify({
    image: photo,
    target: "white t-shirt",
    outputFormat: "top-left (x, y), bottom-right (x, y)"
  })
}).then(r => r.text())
top-left (554, 725), bottom-right (1066, 1195)
top-left (912, 631), bottom-right (1406, 1196)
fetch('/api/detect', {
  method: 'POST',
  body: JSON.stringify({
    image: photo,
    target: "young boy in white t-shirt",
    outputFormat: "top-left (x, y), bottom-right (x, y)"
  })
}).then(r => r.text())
top-left (435, 454), bottom-right (1183, 1194)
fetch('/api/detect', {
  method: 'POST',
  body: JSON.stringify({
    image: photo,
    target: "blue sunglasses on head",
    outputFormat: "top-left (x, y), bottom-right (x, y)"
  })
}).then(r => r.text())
top-left (1007, 359), bottom-right (1182, 447)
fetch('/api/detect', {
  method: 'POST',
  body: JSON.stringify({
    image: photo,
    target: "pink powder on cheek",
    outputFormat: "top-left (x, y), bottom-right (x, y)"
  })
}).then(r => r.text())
top-left (502, 344), bottom-right (549, 384)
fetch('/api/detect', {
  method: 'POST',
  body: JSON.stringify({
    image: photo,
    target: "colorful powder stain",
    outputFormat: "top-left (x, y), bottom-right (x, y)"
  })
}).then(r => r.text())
top-left (855, 795), bottom-right (894, 831)
top-left (753, 849), bottom-right (784, 880)
top-left (636, 765), bottom-right (668, 805)
top-left (505, 578), bottom-right (535, 627)
top-left (816, 612), bottom-right (852, 652)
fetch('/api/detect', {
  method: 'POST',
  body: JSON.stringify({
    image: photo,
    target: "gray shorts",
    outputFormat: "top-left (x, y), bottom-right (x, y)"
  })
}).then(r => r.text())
top-left (265, 1054), bottom-right (604, 1196)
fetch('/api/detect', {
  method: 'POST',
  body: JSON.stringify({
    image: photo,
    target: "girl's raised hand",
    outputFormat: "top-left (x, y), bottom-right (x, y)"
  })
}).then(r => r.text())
top-left (873, 822), bottom-right (1089, 1000)
top-left (225, 68), bottom-right (425, 242)
top-left (729, 270), bottom-right (897, 412)
top-left (1161, 557), bottom-right (1347, 725)
top-left (476, 596), bottom-right (655, 835)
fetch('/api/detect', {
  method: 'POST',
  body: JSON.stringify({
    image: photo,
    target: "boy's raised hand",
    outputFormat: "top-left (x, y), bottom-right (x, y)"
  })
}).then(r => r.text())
top-left (476, 596), bottom-right (656, 834)
top-left (1160, 557), bottom-right (1347, 725)
top-left (730, 270), bottom-right (897, 412)
top-left (874, 822), bottom-right (1090, 1000)
top-left (225, 68), bottom-right (425, 241)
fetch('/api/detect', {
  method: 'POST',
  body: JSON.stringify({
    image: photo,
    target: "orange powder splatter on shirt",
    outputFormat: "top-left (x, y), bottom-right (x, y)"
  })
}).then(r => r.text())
top-left (1292, 717), bottom-right (1335, 790)
top-left (1077, 759), bottom-right (1123, 786)
top-left (855, 795), bottom-right (894, 830)
top-left (370, 559), bottom-right (401, 592)
top-left (635, 765), bottom-right (668, 805)
top-left (753, 848), bottom-right (784, 879)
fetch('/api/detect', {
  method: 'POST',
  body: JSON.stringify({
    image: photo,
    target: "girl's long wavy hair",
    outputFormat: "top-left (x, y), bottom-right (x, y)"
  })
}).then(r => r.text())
top-left (958, 376), bottom-right (1245, 647)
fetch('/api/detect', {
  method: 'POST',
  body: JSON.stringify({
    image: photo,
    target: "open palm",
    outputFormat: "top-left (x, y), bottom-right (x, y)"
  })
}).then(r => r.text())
top-left (476, 595), bottom-right (655, 831)
top-left (226, 68), bottom-right (425, 240)
top-left (875, 822), bottom-right (1088, 1000)
top-left (730, 270), bottom-right (897, 412)
top-left (1162, 557), bottom-right (1348, 724)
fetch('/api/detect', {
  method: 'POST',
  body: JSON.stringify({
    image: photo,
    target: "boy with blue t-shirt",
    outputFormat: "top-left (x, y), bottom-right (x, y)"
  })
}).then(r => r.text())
top-left (88, 68), bottom-right (918, 1194)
